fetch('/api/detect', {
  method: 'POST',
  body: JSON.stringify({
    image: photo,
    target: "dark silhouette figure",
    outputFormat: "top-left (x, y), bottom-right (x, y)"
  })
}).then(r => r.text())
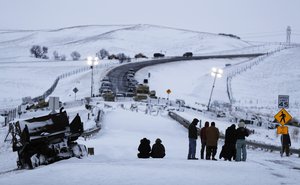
top-left (151, 138), bottom-right (166, 158)
top-left (188, 118), bottom-right (199, 160)
top-left (280, 111), bottom-right (286, 123)
top-left (200, 121), bottom-right (209, 159)
top-left (219, 124), bottom-right (237, 161)
top-left (281, 133), bottom-right (291, 157)
top-left (137, 138), bottom-right (151, 158)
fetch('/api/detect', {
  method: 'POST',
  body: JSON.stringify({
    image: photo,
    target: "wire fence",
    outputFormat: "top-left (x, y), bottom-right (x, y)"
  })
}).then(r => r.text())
top-left (226, 44), bottom-right (298, 105)
top-left (0, 63), bottom-right (115, 126)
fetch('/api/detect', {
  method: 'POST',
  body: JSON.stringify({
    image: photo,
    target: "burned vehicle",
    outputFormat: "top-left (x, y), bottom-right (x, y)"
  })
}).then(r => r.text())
top-left (10, 108), bottom-right (87, 169)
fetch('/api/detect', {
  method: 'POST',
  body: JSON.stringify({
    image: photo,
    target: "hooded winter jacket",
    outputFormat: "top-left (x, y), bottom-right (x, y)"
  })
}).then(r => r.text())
top-left (188, 119), bottom-right (199, 139)
top-left (206, 125), bottom-right (220, 146)
top-left (151, 139), bottom-right (165, 158)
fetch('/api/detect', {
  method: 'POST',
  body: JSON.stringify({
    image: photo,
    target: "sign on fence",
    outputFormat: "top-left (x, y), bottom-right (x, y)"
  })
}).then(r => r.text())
top-left (278, 95), bottom-right (289, 109)
top-left (277, 125), bottom-right (288, 135)
top-left (274, 108), bottom-right (292, 126)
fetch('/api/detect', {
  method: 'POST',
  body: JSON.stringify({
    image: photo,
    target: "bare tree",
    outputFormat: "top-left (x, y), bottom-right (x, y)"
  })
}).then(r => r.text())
top-left (53, 51), bottom-right (60, 60)
top-left (96, 49), bottom-right (109, 59)
top-left (60, 55), bottom-right (66, 61)
top-left (71, 51), bottom-right (81, 61)
top-left (30, 45), bottom-right (48, 59)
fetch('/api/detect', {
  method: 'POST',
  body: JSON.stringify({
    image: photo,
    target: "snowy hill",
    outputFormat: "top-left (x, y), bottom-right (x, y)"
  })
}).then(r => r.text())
top-left (231, 47), bottom-right (300, 116)
top-left (0, 24), bottom-right (250, 62)
top-left (135, 47), bottom-right (300, 119)
top-left (0, 24), bottom-right (254, 108)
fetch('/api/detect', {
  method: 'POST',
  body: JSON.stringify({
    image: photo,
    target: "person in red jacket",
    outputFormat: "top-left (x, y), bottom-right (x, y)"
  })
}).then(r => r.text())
top-left (200, 121), bottom-right (209, 159)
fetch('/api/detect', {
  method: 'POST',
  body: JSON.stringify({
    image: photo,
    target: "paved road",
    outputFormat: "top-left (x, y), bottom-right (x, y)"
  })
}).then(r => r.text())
top-left (106, 53), bottom-right (266, 94)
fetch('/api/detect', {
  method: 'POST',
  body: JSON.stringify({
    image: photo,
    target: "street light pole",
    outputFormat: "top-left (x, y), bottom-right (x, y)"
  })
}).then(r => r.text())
top-left (207, 67), bottom-right (223, 111)
top-left (87, 57), bottom-right (99, 97)
top-left (91, 64), bottom-right (94, 97)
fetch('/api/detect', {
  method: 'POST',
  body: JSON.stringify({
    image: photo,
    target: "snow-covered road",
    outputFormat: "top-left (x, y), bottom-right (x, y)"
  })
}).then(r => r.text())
top-left (1, 106), bottom-right (299, 185)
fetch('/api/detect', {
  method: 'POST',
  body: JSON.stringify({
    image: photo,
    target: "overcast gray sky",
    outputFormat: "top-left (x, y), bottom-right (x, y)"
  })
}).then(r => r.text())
top-left (1, 0), bottom-right (300, 42)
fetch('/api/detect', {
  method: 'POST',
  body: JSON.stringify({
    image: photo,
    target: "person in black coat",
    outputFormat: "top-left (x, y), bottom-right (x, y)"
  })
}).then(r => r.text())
top-left (187, 118), bottom-right (199, 160)
top-left (220, 124), bottom-right (237, 161)
top-left (151, 138), bottom-right (165, 158)
top-left (137, 138), bottom-right (151, 158)
top-left (281, 133), bottom-right (291, 156)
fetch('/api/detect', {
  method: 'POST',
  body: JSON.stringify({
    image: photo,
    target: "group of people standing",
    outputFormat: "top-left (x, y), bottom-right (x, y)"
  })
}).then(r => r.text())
top-left (188, 118), bottom-right (250, 162)
top-left (138, 118), bottom-right (291, 161)
top-left (137, 138), bottom-right (166, 158)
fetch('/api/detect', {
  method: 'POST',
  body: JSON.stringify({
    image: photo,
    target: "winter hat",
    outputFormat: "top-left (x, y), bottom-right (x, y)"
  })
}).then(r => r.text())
top-left (238, 121), bottom-right (245, 128)
top-left (191, 118), bottom-right (199, 125)
top-left (155, 138), bottom-right (162, 143)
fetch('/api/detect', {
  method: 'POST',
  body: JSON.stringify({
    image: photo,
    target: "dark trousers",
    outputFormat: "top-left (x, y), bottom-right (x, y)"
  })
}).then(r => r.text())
top-left (206, 146), bottom-right (217, 160)
top-left (281, 145), bottom-right (290, 156)
top-left (200, 141), bottom-right (206, 159)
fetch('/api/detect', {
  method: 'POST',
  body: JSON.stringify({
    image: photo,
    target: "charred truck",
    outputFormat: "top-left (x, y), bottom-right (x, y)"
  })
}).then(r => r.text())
top-left (10, 108), bottom-right (87, 169)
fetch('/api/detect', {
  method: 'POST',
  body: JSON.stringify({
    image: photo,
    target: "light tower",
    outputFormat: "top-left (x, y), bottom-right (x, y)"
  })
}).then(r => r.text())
top-left (286, 26), bottom-right (291, 44)
top-left (207, 67), bottom-right (223, 111)
top-left (87, 56), bottom-right (99, 97)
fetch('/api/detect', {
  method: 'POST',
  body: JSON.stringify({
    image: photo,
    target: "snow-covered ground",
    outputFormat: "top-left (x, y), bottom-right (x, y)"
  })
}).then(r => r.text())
top-left (1, 105), bottom-right (300, 185)
top-left (135, 58), bottom-right (244, 104)
top-left (0, 59), bottom-right (118, 109)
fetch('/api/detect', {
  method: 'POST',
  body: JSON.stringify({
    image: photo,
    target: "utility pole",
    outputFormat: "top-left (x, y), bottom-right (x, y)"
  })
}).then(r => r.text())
top-left (286, 26), bottom-right (291, 45)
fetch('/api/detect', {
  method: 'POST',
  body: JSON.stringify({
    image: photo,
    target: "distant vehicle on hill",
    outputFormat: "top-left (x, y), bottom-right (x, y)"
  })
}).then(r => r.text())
top-left (183, 52), bottom-right (193, 57)
top-left (108, 54), bottom-right (119, 60)
top-left (135, 53), bottom-right (147, 59)
top-left (153, 53), bottom-right (165, 58)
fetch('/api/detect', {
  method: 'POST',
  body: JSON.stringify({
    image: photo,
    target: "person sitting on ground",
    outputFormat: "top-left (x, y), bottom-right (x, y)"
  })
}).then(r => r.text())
top-left (137, 138), bottom-right (151, 158)
top-left (151, 138), bottom-right (166, 158)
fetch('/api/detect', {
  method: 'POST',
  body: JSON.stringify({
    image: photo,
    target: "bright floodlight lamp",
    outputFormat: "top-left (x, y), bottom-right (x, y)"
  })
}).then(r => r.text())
top-left (207, 67), bottom-right (223, 111)
top-left (87, 56), bottom-right (100, 97)
top-left (94, 57), bottom-right (99, 65)
top-left (87, 60), bottom-right (93, 66)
